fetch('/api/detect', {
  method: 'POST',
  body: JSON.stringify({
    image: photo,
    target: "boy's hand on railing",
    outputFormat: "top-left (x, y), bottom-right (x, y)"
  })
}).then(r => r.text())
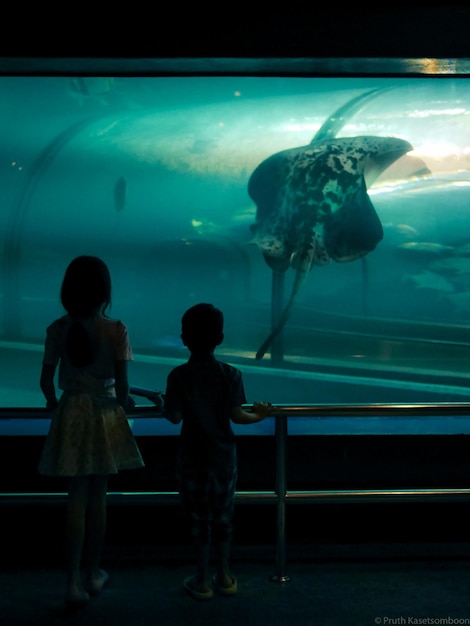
top-left (253, 401), bottom-right (273, 420)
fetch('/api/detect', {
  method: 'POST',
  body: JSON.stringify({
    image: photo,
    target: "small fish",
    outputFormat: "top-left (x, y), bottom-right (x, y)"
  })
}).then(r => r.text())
top-left (114, 176), bottom-right (126, 212)
top-left (153, 335), bottom-right (185, 350)
top-left (383, 222), bottom-right (418, 238)
top-left (191, 218), bottom-right (217, 235)
top-left (430, 257), bottom-right (470, 275)
top-left (190, 138), bottom-right (217, 154)
top-left (399, 242), bottom-right (454, 255)
top-left (69, 77), bottom-right (114, 97)
top-left (454, 243), bottom-right (470, 257)
top-left (409, 271), bottom-right (454, 292)
top-left (447, 290), bottom-right (470, 314)
top-left (67, 78), bottom-right (115, 108)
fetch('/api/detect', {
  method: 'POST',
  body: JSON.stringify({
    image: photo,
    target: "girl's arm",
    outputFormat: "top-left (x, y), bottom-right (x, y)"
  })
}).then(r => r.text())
top-left (40, 363), bottom-right (58, 409)
top-left (114, 360), bottom-right (131, 408)
top-left (165, 408), bottom-right (182, 425)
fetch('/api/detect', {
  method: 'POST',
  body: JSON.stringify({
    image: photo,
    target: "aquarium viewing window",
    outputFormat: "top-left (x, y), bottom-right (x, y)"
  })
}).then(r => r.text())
top-left (1, 57), bottom-right (470, 432)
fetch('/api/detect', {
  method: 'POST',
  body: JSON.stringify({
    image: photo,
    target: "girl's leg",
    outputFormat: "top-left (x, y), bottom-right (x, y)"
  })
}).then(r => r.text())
top-left (65, 476), bottom-right (89, 604)
top-left (86, 474), bottom-right (109, 593)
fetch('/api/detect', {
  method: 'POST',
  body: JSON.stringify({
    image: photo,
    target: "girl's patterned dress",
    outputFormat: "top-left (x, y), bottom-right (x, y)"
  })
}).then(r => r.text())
top-left (38, 314), bottom-right (144, 476)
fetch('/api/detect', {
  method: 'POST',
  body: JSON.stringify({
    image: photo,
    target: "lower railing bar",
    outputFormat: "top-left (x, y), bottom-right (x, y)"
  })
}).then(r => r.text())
top-left (0, 490), bottom-right (279, 506)
top-left (286, 488), bottom-right (470, 503)
top-left (2, 488), bottom-right (470, 507)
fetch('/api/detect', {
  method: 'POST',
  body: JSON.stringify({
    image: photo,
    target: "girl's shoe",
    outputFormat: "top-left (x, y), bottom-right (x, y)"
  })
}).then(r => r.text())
top-left (86, 569), bottom-right (109, 595)
top-left (211, 575), bottom-right (238, 596)
top-left (65, 586), bottom-right (90, 607)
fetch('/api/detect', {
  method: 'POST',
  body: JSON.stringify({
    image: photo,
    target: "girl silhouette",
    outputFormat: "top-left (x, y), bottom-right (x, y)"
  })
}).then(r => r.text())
top-left (38, 255), bottom-right (144, 606)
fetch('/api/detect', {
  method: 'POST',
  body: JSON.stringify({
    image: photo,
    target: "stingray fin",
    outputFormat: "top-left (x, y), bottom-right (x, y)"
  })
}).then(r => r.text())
top-left (323, 176), bottom-right (383, 262)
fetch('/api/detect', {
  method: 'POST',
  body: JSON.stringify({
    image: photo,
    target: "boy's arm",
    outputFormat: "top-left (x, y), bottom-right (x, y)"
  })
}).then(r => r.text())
top-left (40, 363), bottom-right (58, 410)
top-left (163, 371), bottom-right (183, 424)
top-left (232, 401), bottom-right (272, 424)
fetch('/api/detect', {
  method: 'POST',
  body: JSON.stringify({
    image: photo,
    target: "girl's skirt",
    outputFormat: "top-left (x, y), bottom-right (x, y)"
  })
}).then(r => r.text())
top-left (38, 392), bottom-right (144, 476)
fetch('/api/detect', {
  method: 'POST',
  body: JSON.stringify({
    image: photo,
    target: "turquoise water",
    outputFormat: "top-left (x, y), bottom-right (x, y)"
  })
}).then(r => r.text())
top-left (1, 75), bottom-right (470, 427)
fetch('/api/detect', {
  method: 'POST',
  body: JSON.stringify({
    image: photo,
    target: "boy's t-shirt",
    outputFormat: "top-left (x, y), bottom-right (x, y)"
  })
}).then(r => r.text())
top-left (165, 353), bottom-right (247, 471)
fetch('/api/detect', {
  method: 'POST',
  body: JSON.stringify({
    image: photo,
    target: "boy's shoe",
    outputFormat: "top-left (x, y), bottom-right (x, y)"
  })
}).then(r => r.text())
top-left (183, 576), bottom-right (214, 601)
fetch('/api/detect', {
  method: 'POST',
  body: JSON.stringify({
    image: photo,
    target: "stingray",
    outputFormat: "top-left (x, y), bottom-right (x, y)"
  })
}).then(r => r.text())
top-left (249, 133), bottom-right (414, 360)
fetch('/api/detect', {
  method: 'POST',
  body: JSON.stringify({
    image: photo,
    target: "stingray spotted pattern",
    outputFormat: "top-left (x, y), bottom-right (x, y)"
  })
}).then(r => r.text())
top-left (249, 135), bottom-right (413, 360)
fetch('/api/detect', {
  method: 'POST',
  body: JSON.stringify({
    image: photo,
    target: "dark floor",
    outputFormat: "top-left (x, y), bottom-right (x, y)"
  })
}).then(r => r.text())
top-left (2, 543), bottom-right (470, 626)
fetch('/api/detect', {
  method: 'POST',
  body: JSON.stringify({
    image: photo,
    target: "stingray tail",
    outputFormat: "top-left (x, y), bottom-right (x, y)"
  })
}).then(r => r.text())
top-left (256, 245), bottom-right (315, 360)
top-left (255, 293), bottom-right (296, 360)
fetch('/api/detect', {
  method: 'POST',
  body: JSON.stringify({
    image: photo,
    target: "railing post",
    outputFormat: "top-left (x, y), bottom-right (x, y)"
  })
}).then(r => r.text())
top-left (271, 412), bottom-right (291, 582)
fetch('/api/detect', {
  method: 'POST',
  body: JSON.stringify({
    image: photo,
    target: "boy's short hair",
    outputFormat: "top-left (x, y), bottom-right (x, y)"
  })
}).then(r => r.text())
top-left (181, 303), bottom-right (224, 351)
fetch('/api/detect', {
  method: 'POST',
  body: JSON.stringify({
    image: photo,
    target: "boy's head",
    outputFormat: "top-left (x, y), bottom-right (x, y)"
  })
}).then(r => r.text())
top-left (181, 303), bottom-right (224, 353)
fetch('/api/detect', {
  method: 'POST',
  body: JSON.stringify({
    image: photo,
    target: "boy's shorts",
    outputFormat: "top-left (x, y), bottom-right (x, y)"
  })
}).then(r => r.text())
top-left (178, 465), bottom-right (237, 544)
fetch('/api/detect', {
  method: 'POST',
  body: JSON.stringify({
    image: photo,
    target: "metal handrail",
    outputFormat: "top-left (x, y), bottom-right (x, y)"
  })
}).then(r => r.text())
top-left (264, 403), bottom-right (470, 417)
top-left (2, 400), bottom-right (470, 419)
